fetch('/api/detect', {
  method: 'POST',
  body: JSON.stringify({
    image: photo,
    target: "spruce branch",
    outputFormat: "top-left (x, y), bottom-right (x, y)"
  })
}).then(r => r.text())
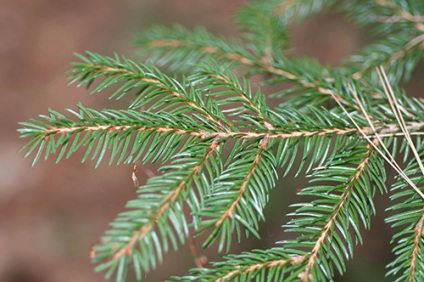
top-left (376, 0), bottom-right (424, 30)
top-left (17, 0), bottom-right (424, 281)
top-left (300, 139), bottom-right (380, 280)
top-left (234, 1), bottom-right (290, 58)
top-left (343, 0), bottom-right (424, 30)
top-left (18, 105), bottom-right (218, 166)
top-left (198, 137), bottom-right (276, 252)
top-left (69, 52), bottom-right (223, 126)
top-left (342, 0), bottom-right (424, 82)
top-left (136, 25), bottom-right (256, 72)
top-left (178, 248), bottom-right (305, 281)
top-left (274, 0), bottom-right (337, 24)
top-left (193, 63), bottom-right (275, 130)
top-left (348, 32), bottom-right (424, 82)
top-left (136, 25), bottom-right (353, 111)
top-left (94, 139), bottom-right (220, 261)
top-left (386, 149), bottom-right (424, 281)
top-left (409, 212), bottom-right (424, 280)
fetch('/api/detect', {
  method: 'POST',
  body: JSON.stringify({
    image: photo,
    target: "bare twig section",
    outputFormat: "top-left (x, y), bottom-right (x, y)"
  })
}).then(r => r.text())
top-left (376, 121), bottom-right (424, 135)
top-left (303, 141), bottom-right (377, 281)
top-left (223, 53), bottom-right (254, 65)
top-left (103, 140), bottom-right (220, 262)
top-left (376, 131), bottom-right (424, 138)
top-left (214, 255), bottom-right (305, 282)
top-left (409, 212), bottom-right (424, 281)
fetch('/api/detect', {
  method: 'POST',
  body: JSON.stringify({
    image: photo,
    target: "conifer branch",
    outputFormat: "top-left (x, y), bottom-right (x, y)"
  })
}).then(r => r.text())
top-left (215, 255), bottom-right (304, 282)
top-left (148, 38), bottom-right (255, 65)
top-left (100, 140), bottom-right (220, 263)
top-left (137, 24), bottom-right (367, 114)
top-left (303, 140), bottom-right (378, 281)
top-left (327, 76), bottom-right (424, 200)
top-left (198, 137), bottom-right (277, 252)
top-left (177, 248), bottom-right (306, 281)
top-left (18, 1), bottom-right (424, 281)
top-left (376, 0), bottom-right (424, 30)
top-left (213, 137), bottom-right (268, 228)
top-left (352, 32), bottom-right (424, 80)
top-left (390, 33), bottom-right (424, 60)
top-left (409, 212), bottom-right (424, 281)
top-left (386, 155), bottom-right (424, 281)
top-left (198, 64), bottom-right (275, 130)
top-left (70, 53), bottom-right (223, 127)
top-left (41, 124), bottom-right (208, 138)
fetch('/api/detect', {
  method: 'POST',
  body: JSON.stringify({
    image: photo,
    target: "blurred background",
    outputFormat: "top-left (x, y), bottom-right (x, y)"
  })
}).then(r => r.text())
top-left (2, 0), bottom-right (423, 281)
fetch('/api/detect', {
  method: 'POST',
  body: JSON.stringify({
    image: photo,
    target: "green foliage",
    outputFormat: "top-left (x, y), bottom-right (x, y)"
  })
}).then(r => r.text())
top-left (18, 0), bottom-right (424, 281)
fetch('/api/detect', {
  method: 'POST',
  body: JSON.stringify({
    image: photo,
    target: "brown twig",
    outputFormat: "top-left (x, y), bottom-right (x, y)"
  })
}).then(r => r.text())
top-left (409, 212), bottom-right (424, 281)
top-left (328, 68), bottom-right (424, 200)
top-left (187, 234), bottom-right (207, 268)
top-left (42, 120), bottom-right (424, 141)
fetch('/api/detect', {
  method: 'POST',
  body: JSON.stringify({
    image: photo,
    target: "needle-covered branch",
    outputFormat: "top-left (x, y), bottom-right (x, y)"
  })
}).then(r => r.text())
top-left (17, 1), bottom-right (424, 281)
top-left (92, 139), bottom-right (221, 280)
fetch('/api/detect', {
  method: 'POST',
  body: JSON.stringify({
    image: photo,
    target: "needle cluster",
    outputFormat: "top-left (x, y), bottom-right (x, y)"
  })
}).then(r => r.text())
top-left (18, 0), bottom-right (424, 281)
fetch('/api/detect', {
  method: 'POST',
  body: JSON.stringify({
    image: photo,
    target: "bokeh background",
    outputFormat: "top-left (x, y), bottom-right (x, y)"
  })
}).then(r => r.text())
top-left (2, 1), bottom-right (423, 281)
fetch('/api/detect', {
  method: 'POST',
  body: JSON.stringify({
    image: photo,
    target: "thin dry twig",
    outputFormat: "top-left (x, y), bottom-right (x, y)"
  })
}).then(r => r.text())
top-left (328, 69), bottom-right (424, 200)
top-left (187, 234), bottom-right (207, 268)
top-left (377, 0), bottom-right (424, 31)
top-left (377, 66), bottom-right (424, 177)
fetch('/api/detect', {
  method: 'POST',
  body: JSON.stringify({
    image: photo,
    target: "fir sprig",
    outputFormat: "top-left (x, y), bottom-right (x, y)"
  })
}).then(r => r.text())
top-left (18, 0), bottom-right (424, 281)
